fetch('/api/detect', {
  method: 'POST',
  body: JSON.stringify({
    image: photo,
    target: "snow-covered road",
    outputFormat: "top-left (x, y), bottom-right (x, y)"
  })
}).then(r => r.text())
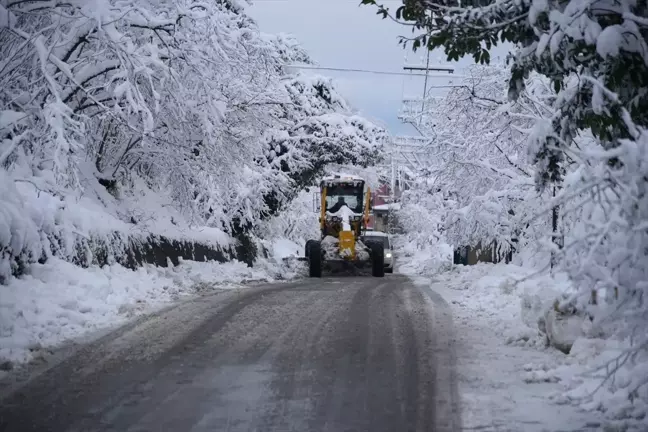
top-left (2, 258), bottom-right (634, 431)
top-left (0, 275), bottom-right (461, 432)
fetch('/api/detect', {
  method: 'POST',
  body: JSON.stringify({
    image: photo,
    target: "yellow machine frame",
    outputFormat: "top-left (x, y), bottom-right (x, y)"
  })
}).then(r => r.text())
top-left (318, 179), bottom-right (371, 261)
top-left (306, 175), bottom-right (384, 278)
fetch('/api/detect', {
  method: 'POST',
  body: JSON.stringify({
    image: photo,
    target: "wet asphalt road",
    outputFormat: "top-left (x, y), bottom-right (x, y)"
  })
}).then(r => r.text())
top-left (0, 275), bottom-right (461, 432)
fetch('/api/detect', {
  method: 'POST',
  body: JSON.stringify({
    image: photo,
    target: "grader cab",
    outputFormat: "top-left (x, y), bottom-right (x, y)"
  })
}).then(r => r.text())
top-left (304, 175), bottom-right (385, 277)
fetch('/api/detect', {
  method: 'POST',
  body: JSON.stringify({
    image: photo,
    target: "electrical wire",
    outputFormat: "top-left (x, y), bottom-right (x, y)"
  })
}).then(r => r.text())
top-left (286, 64), bottom-right (461, 79)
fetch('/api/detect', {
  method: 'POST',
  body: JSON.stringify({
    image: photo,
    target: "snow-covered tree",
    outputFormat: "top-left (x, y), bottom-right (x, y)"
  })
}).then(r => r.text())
top-left (0, 0), bottom-right (386, 281)
top-left (260, 75), bottom-right (386, 219)
top-left (399, 64), bottom-right (555, 258)
top-left (364, 0), bottom-right (648, 300)
top-left (2, 1), bottom-right (281, 223)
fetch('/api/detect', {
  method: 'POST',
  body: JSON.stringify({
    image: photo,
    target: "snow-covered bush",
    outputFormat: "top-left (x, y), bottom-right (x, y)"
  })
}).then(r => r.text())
top-left (258, 189), bottom-right (319, 248)
top-left (0, 171), bottom-right (42, 281)
top-left (393, 177), bottom-right (454, 275)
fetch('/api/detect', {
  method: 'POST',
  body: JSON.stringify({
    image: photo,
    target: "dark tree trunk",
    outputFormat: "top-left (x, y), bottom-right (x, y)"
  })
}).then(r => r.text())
top-left (550, 186), bottom-right (562, 269)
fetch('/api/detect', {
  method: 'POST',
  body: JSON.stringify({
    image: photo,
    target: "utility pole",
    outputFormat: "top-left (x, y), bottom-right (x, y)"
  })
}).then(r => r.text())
top-left (390, 151), bottom-right (396, 201)
top-left (421, 51), bottom-right (431, 123)
top-left (403, 55), bottom-right (454, 128)
top-left (389, 51), bottom-right (455, 197)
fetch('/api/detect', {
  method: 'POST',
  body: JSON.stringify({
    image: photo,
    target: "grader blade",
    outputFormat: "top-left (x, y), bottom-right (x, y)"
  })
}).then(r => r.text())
top-left (338, 230), bottom-right (356, 259)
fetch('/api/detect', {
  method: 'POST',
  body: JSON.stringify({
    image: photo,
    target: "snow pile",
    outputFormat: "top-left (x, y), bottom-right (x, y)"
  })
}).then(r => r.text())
top-left (417, 263), bottom-right (545, 345)
top-left (516, 269), bottom-right (648, 428)
top-left (0, 245), bottom-right (303, 368)
top-left (258, 236), bottom-right (308, 277)
top-left (520, 339), bottom-right (648, 430)
top-left (355, 240), bottom-right (370, 261)
top-left (413, 262), bottom-right (646, 430)
top-left (546, 338), bottom-right (648, 430)
top-left (265, 237), bottom-right (302, 260)
top-left (413, 264), bottom-right (600, 431)
top-left (321, 235), bottom-right (339, 259)
top-left (395, 234), bottom-right (453, 276)
top-left (516, 269), bottom-right (595, 353)
top-left (522, 277), bottom-right (648, 429)
top-left (316, 235), bottom-right (368, 261)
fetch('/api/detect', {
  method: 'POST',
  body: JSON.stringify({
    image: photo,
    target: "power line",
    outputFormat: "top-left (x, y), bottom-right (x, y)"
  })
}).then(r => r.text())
top-left (286, 64), bottom-right (463, 79)
top-left (404, 65), bottom-right (455, 73)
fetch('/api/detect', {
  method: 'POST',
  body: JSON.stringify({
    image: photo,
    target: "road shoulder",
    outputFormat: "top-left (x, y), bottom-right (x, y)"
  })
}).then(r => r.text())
top-left (411, 267), bottom-right (600, 432)
top-left (414, 280), bottom-right (463, 432)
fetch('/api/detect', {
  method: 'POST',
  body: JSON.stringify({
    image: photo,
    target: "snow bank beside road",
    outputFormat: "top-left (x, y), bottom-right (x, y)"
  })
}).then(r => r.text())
top-left (404, 255), bottom-right (645, 431)
top-left (0, 248), bottom-right (304, 368)
top-left (1, 167), bottom-right (237, 283)
top-left (264, 237), bottom-right (302, 260)
top-left (542, 337), bottom-right (648, 430)
top-left (395, 235), bottom-right (453, 276)
top-left (410, 264), bottom-right (603, 431)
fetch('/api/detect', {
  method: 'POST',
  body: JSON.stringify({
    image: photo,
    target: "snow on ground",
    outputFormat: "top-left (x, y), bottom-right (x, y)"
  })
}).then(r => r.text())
top-left (266, 237), bottom-right (303, 260)
top-left (1, 162), bottom-right (310, 370)
top-left (0, 241), bottom-right (306, 370)
top-left (397, 240), bottom-right (619, 431)
top-left (415, 265), bottom-right (602, 431)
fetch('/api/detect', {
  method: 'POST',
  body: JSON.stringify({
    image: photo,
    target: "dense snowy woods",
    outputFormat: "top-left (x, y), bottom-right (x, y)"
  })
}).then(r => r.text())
top-left (364, 0), bottom-right (648, 426)
top-left (0, 0), bottom-right (385, 282)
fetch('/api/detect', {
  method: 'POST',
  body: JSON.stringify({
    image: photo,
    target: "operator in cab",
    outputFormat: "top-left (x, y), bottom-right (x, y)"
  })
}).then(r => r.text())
top-left (328, 196), bottom-right (347, 213)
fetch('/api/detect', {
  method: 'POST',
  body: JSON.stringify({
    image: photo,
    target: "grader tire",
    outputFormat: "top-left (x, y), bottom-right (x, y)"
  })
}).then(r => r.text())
top-left (304, 239), bottom-right (315, 258)
top-left (370, 242), bottom-right (385, 278)
top-left (308, 240), bottom-right (322, 278)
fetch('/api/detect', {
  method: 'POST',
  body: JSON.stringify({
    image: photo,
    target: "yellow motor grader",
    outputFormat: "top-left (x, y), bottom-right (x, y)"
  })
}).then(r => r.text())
top-left (304, 175), bottom-right (385, 277)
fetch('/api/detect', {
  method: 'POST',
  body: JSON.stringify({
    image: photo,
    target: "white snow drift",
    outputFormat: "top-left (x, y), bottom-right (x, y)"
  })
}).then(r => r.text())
top-left (399, 241), bottom-right (646, 431)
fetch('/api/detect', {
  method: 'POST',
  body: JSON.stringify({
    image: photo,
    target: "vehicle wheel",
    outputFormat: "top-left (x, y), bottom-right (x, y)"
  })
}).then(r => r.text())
top-left (370, 243), bottom-right (385, 277)
top-left (308, 240), bottom-right (322, 278)
top-left (304, 239), bottom-right (315, 258)
top-left (385, 267), bottom-right (393, 274)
